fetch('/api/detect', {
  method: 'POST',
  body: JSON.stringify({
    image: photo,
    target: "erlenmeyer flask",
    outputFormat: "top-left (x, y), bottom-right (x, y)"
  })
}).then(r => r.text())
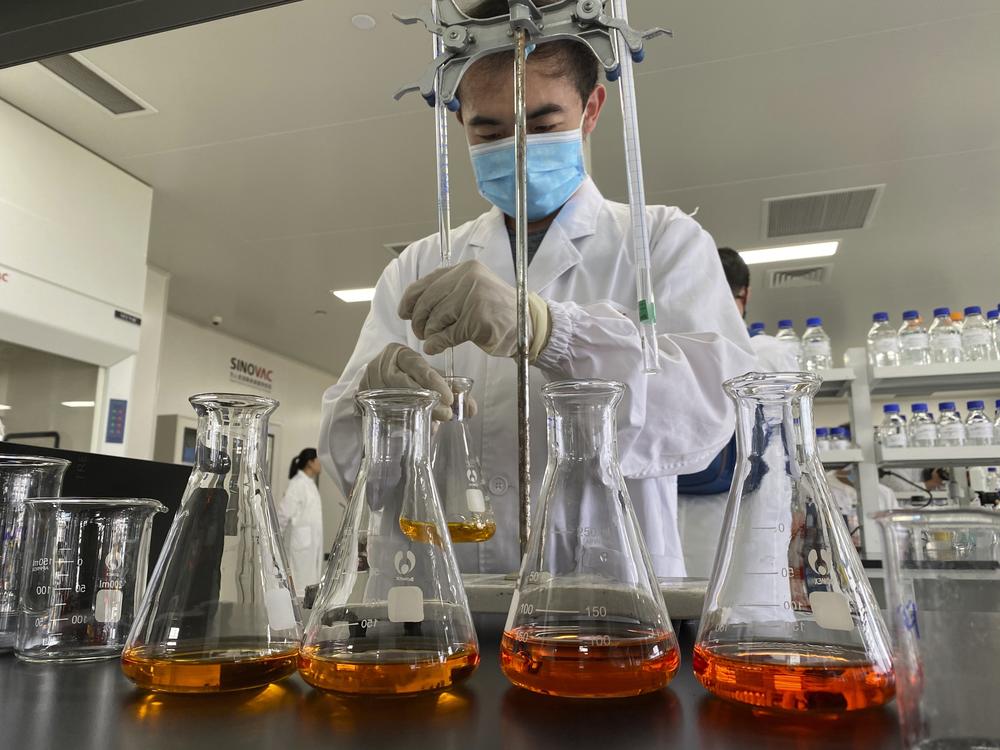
top-left (501, 380), bottom-right (679, 699)
top-left (122, 394), bottom-right (301, 692)
top-left (0, 455), bottom-right (70, 651)
top-left (694, 372), bottom-right (894, 713)
top-left (299, 388), bottom-right (479, 695)
top-left (426, 376), bottom-right (494, 543)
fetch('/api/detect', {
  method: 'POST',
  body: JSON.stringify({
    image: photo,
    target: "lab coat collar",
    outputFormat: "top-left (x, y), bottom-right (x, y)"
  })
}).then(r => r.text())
top-left (465, 176), bottom-right (602, 292)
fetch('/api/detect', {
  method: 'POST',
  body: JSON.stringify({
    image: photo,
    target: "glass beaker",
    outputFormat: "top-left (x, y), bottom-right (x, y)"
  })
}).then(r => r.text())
top-left (299, 388), bottom-right (479, 695)
top-left (501, 380), bottom-right (679, 699)
top-left (0, 455), bottom-right (70, 652)
top-left (694, 372), bottom-right (895, 713)
top-left (122, 394), bottom-right (302, 692)
top-left (428, 376), bottom-right (494, 543)
top-left (876, 509), bottom-right (1000, 749)
top-left (15, 497), bottom-right (165, 662)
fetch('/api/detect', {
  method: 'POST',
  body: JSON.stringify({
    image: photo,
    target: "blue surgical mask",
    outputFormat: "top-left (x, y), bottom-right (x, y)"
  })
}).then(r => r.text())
top-left (469, 128), bottom-right (586, 221)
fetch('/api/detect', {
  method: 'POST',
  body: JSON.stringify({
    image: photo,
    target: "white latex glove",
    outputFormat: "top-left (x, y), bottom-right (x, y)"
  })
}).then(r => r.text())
top-left (397, 260), bottom-right (551, 360)
top-left (359, 343), bottom-right (455, 421)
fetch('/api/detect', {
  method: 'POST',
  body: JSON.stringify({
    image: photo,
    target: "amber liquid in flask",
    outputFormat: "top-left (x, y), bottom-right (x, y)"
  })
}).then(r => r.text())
top-left (502, 380), bottom-right (679, 699)
top-left (300, 388), bottom-right (479, 696)
top-left (122, 646), bottom-right (299, 693)
top-left (693, 373), bottom-right (895, 714)
top-left (399, 517), bottom-right (496, 545)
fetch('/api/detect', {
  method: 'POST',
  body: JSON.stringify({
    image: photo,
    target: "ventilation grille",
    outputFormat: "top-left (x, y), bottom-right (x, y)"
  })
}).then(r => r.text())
top-left (38, 55), bottom-right (150, 115)
top-left (766, 264), bottom-right (833, 289)
top-left (765, 186), bottom-right (882, 238)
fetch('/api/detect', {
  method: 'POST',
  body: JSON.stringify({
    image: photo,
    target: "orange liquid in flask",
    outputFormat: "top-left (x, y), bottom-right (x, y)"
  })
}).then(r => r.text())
top-left (500, 624), bottom-right (680, 698)
top-left (692, 642), bottom-right (895, 713)
top-left (399, 517), bottom-right (495, 544)
top-left (121, 647), bottom-right (298, 693)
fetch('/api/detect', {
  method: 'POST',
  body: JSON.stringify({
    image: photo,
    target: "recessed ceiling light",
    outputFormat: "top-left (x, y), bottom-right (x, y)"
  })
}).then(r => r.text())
top-left (61, 400), bottom-right (96, 408)
top-left (0, 404), bottom-right (11, 411)
top-left (351, 14), bottom-right (376, 30)
top-left (739, 241), bottom-right (839, 266)
top-left (331, 287), bottom-right (376, 303)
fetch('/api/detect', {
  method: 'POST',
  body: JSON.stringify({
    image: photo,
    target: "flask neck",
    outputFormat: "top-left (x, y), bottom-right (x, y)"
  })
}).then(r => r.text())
top-left (547, 401), bottom-right (620, 462)
top-left (735, 393), bottom-right (818, 465)
top-left (363, 404), bottom-right (433, 464)
top-left (194, 403), bottom-right (273, 475)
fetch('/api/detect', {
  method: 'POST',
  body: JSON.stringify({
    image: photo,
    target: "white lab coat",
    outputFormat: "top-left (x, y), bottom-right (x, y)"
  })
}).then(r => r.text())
top-left (319, 178), bottom-right (757, 576)
top-left (677, 333), bottom-right (800, 578)
top-left (277, 471), bottom-right (325, 592)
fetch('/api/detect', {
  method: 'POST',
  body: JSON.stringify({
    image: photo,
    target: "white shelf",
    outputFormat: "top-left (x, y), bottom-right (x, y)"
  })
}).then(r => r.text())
top-left (870, 360), bottom-right (1000, 396)
top-left (877, 445), bottom-right (1000, 468)
top-left (820, 448), bottom-right (863, 464)
top-left (816, 367), bottom-right (855, 398)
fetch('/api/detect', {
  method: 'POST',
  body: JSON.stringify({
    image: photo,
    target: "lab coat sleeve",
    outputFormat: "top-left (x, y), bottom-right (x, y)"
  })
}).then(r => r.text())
top-left (534, 211), bottom-right (757, 479)
top-left (319, 256), bottom-right (412, 500)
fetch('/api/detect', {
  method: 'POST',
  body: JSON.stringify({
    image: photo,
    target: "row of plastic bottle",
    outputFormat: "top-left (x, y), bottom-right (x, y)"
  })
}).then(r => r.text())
top-left (878, 399), bottom-right (1000, 448)
top-left (816, 426), bottom-right (852, 450)
top-left (748, 318), bottom-right (832, 371)
top-left (867, 306), bottom-right (1000, 367)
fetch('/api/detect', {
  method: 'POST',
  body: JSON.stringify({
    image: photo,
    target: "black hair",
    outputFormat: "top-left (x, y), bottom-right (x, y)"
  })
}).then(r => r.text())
top-left (717, 247), bottom-right (750, 297)
top-left (289, 447), bottom-right (318, 479)
top-left (461, 0), bottom-right (600, 106)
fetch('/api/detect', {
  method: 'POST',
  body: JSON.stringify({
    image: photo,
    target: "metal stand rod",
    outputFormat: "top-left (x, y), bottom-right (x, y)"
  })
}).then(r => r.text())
top-left (432, 5), bottom-right (455, 378)
top-left (514, 28), bottom-right (531, 557)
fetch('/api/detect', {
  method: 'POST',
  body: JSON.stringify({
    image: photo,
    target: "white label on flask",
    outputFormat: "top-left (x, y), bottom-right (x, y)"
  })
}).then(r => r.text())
top-left (265, 589), bottom-right (297, 631)
top-left (95, 589), bottom-right (123, 623)
top-left (466, 488), bottom-right (487, 514)
top-left (388, 586), bottom-right (424, 623)
top-left (964, 330), bottom-right (992, 347)
top-left (902, 333), bottom-right (929, 350)
top-left (505, 590), bottom-right (519, 632)
top-left (913, 424), bottom-right (937, 441)
top-left (875, 338), bottom-right (899, 353)
top-left (968, 422), bottom-right (993, 440)
top-left (940, 423), bottom-right (966, 441)
top-left (883, 432), bottom-right (907, 448)
top-left (805, 341), bottom-right (831, 356)
top-left (809, 591), bottom-right (855, 632)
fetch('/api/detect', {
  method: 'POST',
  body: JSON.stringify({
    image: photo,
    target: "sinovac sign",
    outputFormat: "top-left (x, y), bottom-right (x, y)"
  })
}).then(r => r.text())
top-left (229, 356), bottom-right (274, 392)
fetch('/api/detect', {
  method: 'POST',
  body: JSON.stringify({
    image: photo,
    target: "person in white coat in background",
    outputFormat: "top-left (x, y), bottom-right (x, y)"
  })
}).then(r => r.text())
top-left (319, 0), bottom-right (757, 577)
top-left (278, 448), bottom-right (325, 592)
top-left (677, 248), bottom-right (800, 577)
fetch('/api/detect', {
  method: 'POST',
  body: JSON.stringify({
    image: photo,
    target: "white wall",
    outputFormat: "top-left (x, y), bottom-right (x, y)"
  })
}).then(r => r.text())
top-left (155, 314), bottom-right (347, 548)
top-left (127, 267), bottom-right (170, 459)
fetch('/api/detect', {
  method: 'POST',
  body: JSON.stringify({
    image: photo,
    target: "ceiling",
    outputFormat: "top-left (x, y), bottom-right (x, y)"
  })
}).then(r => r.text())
top-left (1, 0), bottom-right (998, 374)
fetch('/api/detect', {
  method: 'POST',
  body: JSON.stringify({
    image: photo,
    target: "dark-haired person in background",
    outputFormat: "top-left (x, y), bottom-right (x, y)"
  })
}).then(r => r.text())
top-left (278, 448), bottom-right (325, 591)
top-left (320, 0), bottom-right (755, 575)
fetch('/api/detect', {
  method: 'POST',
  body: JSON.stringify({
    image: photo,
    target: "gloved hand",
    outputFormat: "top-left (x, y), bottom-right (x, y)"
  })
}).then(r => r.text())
top-left (398, 260), bottom-right (552, 361)
top-left (359, 343), bottom-right (456, 421)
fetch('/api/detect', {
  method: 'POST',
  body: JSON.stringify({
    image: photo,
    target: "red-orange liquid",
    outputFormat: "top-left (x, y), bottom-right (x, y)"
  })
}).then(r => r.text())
top-left (298, 644), bottom-right (479, 695)
top-left (500, 625), bottom-right (680, 698)
top-left (692, 642), bottom-right (895, 713)
top-left (121, 647), bottom-right (298, 693)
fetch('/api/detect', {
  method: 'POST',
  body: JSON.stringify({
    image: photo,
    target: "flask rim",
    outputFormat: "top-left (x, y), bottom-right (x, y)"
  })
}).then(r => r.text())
top-left (189, 393), bottom-right (278, 411)
top-left (724, 371), bottom-right (821, 400)
top-left (541, 378), bottom-right (625, 400)
top-left (24, 497), bottom-right (167, 513)
top-left (0, 455), bottom-right (71, 470)
top-left (356, 387), bottom-right (442, 410)
top-left (442, 376), bottom-right (474, 393)
top-left (873, 507), bottom-right (1000, 530)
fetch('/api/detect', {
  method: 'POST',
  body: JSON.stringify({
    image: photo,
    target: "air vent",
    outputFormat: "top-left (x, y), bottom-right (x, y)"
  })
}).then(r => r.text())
top-left (37, 54), bottom-right (152, 116)
top-left (766, 264), bottom-right (833, 289)
top-left (764, 186), bottom-right (882, 238)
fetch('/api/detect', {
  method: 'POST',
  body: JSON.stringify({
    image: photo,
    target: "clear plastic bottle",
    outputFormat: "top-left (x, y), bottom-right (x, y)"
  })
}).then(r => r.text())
top-left (937, 402), bottom-right (966, 447)
top-left (879, 404), bottom-right (908, 449)
top-left (748, 322), bottom-right (766, 338)
top-left (988, 310), bottom-right (999, 355)
top-left (928, 307), bottom-right (964, 364)
top-left (816, 427), bottom-right (831, 452)
top-left (961, 306), bottom-right (997, 361)
top-left (775, 319), bottom-right (802, 368)
top-left (994, 399), bottom-right (1000, 444)
top-left (965, 400), bottom-right (994, 446)
top-left (908, 403), bottom-right (938, 447)
top-left (801, 316), bottom-right (833, 371)
top-left (866, 312), bottom-right (900, 367)
top-left (830, 426), bottom-right (851, 450)
top-left (897, 310), bottom-right (931, 366)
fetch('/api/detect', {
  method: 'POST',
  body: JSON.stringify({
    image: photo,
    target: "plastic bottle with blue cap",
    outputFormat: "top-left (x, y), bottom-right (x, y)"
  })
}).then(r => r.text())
top-left (929, 307), bottom-right (963, 364)
top-left (965, 400), bottom-right (994, 446)
top-left (815, 427), bottom-right (831, 452)
top-left (866, 311), bottom-right (899, 367)
top-left (801, 316), bottom-right (832, 371)
top-left (937, 402), bottom-right (966, 447)
top-left (994, 399), bottom-right (1000, 444)
top-left (879, 404), bottom-right (908, 449)
top-left (961, 306), bottom-right (997, 361)
top-left (775, 319), bottom-right (801, 368)
top-left (909, 403), bottom-right (937, 447)
top-left (748, 322), bottom-right (766, 338)
top-left (897, 310), bottom-right (930, 366)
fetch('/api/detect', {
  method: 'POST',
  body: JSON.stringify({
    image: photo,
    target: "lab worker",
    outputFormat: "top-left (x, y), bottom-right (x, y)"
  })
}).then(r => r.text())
top-left (678, 248), bottom-right (799, 577)
top-left (319, 3), bottom-right (757, 576)
top-left (278, 448), bottom-right (324, 592)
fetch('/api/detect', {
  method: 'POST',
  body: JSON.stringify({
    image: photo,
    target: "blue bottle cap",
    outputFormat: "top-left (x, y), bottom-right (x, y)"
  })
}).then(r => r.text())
top-left (806, 316), bottom-right (822, 327)
top-left (988, 310), bottom-right (999, 321)
top-left (816, 428), bottom-right (829, 437)
top-left (965, 305), bottom-right (982, 316)
top-left (996, 399), bottom-right (1000, 408)
top-left (902, 310), bottom-right (919, 320)
top-left (749, 322), bottom-right (766, 334)
top-left (883, 404), bottom-right (900, 414)
top-left (968, 400), bottom-right (985, 410)
top-left (912, 403), bottom-right (929, 413)
top-left (939, 401), bottom-right (956, 411)
top-left (873, 312), bottom-right (889, 322)
top-left (933, 307), bottom-right (950, 317)
top-left (778, 319), bottom-right (794, 329)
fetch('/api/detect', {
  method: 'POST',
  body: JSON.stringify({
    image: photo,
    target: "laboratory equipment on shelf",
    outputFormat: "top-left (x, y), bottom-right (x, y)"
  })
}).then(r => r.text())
top-left (876, 509), bottom-right (1000, 749)
top-left (965, 400), bottom-right (994, 446)
top-left (962, 306), bottom-right (997, 361)
top-left (995, 399), bottom-right (1000, 443)
top-left (501, 380), bottom-right (679, 699)
top-left (694, 372), bottom-right (894, 714)
top-left (430, 376), bottom-right (495, 543)
top-left (0, 455), bottom-right (69, 652)
top-left (748, 322), bottom-right (766, 337)
top-left (300, 389), bottom-right (478, 695)
top-left (122, 394), bottom-right (301, 693)
top-left (816, 427), bottom-right (831, 452)
top-left (15, 497), bottom-right (164, 662)
top-left (898, 310), bottom-right (930, 366)
top-left (775, 319), bottom-right (802, 367)
top-left (938, 402), bottom-right (966, 447)
top-left (908, 403), bottom-right (937, 448)
top-left (867, 311), bottom-right (900, 367)
top-left (929, 307), bottom-right (963, 364)
top-left (801, 317), bottom-right (832, 370)
top-left (879, 404), bottom-right (908, 449)
top-left (829, 427), bottom-right (851, 450)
